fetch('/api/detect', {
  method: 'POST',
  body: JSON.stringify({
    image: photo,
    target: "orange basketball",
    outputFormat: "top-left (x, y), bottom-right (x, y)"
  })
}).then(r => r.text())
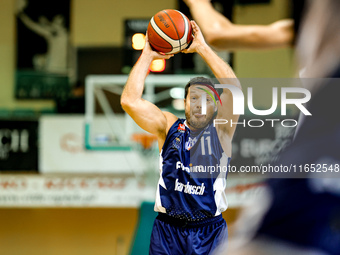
top-left (147, 9), bottom-right (193, 54)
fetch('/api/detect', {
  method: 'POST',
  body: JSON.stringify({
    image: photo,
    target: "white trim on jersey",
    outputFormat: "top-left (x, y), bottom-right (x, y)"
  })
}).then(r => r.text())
top-left (154, 151), bottom-right (166, 213)
top-left (213, 152), bottom-right (229, 216)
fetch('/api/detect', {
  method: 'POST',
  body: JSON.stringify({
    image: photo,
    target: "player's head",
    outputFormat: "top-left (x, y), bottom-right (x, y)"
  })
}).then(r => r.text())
top-left (52, 15), bottom-right (65, 29)
top-left (184, 77), bottom-right (222, 130)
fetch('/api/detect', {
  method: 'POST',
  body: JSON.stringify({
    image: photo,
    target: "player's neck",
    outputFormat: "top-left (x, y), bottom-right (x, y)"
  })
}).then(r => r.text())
top-left (184, 120), bottom-right (192, 130)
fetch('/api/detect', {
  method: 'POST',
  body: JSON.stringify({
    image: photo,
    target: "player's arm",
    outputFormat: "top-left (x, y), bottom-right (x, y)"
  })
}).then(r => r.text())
top-left (17, 12), bottom-right (50, 38)
top-left (120, 36), bottom-right (175, 141)
top-left (183, 21), bottom-right (241, 138)
top-left (184, 0), bottom-right (294, 51)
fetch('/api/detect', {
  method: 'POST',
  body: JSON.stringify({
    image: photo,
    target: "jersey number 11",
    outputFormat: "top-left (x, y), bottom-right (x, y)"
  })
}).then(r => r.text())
top-left (200, 136), bottom-right (212, 155)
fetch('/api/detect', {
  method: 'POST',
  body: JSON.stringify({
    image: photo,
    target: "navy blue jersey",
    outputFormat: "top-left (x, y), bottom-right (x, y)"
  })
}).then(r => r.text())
top-left (154, 118), bottom-right (231, 221)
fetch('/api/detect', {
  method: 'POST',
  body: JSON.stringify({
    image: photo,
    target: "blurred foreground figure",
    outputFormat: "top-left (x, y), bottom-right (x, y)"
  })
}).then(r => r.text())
top-left (183, 0), bottom-right (306, 51)
top-left (214, 0), bottom-right (340, 254)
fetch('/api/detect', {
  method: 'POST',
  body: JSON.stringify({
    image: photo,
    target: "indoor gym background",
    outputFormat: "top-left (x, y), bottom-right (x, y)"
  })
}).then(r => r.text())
top-left (0, 0), bottom-right (295, 254)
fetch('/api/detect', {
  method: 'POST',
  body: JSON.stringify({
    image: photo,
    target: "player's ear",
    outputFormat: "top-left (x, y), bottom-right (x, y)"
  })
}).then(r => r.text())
top-left (213, 106), bottom-right (218, 119)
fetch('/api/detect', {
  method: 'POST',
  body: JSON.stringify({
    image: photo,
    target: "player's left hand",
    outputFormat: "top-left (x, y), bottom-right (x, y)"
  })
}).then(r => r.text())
top-left (182, 20), bottom-right (208, 54)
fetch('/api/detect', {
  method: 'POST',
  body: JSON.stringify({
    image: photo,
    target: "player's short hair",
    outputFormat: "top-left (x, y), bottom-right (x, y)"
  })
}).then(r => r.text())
top-left (184, 77), bottom-right (222, 100)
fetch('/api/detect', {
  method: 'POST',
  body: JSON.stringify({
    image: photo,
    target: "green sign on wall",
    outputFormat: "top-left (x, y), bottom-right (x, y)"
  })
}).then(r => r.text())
top-left (15, 71), bottom-right (70, 99)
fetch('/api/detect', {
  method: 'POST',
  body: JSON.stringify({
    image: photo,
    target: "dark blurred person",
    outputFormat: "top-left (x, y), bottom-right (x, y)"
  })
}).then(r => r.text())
top-left (214, 0), bottom-right (340, 254)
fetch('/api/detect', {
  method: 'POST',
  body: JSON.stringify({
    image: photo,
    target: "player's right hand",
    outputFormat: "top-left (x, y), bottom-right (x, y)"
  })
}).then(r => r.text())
top-left (143, 34), bottom-right (174, 60)
top-left (16, 0), bottom-right (27, 15)
top-left (182, 21), bottom-right (208, 54)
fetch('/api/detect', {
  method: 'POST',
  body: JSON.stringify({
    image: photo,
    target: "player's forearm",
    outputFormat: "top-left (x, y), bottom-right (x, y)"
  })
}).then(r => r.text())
top-left (121, 53), bottom-right (152, 106)
top-left (18, 12), bottom-right (50, 38)
top-left (197, 44), bottom-right (237, 81)
top-left (18, 13), bottom-right (33, 28)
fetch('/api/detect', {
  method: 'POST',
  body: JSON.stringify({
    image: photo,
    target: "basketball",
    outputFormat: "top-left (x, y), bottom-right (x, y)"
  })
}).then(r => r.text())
top-left (147, 9), bottom-right (193, 54)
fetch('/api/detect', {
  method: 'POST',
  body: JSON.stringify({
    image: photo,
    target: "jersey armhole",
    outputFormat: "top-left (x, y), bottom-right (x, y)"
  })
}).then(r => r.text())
top-left (163, 111), bottom-right (179, 135)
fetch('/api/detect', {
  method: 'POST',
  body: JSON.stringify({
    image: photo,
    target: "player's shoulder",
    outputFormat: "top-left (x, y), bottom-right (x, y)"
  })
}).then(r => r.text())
top-left (162, 111), bottom-right (178, 123)
top-left (162, 111), bottom-right (179, 134)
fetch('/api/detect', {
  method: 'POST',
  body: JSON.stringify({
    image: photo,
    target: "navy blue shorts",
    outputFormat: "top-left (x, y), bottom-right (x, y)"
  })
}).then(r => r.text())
top-left (149, 213), bottom-right (228, 255)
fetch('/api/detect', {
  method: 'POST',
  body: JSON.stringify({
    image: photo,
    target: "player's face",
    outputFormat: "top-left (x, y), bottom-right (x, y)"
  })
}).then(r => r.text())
top-left (185, 85), bottom-right (216, 130)
top-left (52, 15), bottom-right (65, 29)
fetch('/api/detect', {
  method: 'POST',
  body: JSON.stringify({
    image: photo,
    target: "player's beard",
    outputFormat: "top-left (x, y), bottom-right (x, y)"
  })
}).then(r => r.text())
top-left (185, 107), bottom-right (213, 130)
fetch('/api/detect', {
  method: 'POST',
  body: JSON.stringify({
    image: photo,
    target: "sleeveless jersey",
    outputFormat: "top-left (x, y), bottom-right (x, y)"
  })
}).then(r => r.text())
top-left (154, 118), bottom-right (231, 221)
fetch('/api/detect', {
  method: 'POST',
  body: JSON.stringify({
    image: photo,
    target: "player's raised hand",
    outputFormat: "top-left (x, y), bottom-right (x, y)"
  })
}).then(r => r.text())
top-left (16, 0), bottom-right (28, 14)
top-left (143, 33), bottom-right (174, 60)
top-left (182, 20), bottom-right (208, 54)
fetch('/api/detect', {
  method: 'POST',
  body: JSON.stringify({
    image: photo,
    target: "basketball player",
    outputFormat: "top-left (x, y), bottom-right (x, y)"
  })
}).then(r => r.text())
top-left (121, 21), bottom-right (240, 254)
